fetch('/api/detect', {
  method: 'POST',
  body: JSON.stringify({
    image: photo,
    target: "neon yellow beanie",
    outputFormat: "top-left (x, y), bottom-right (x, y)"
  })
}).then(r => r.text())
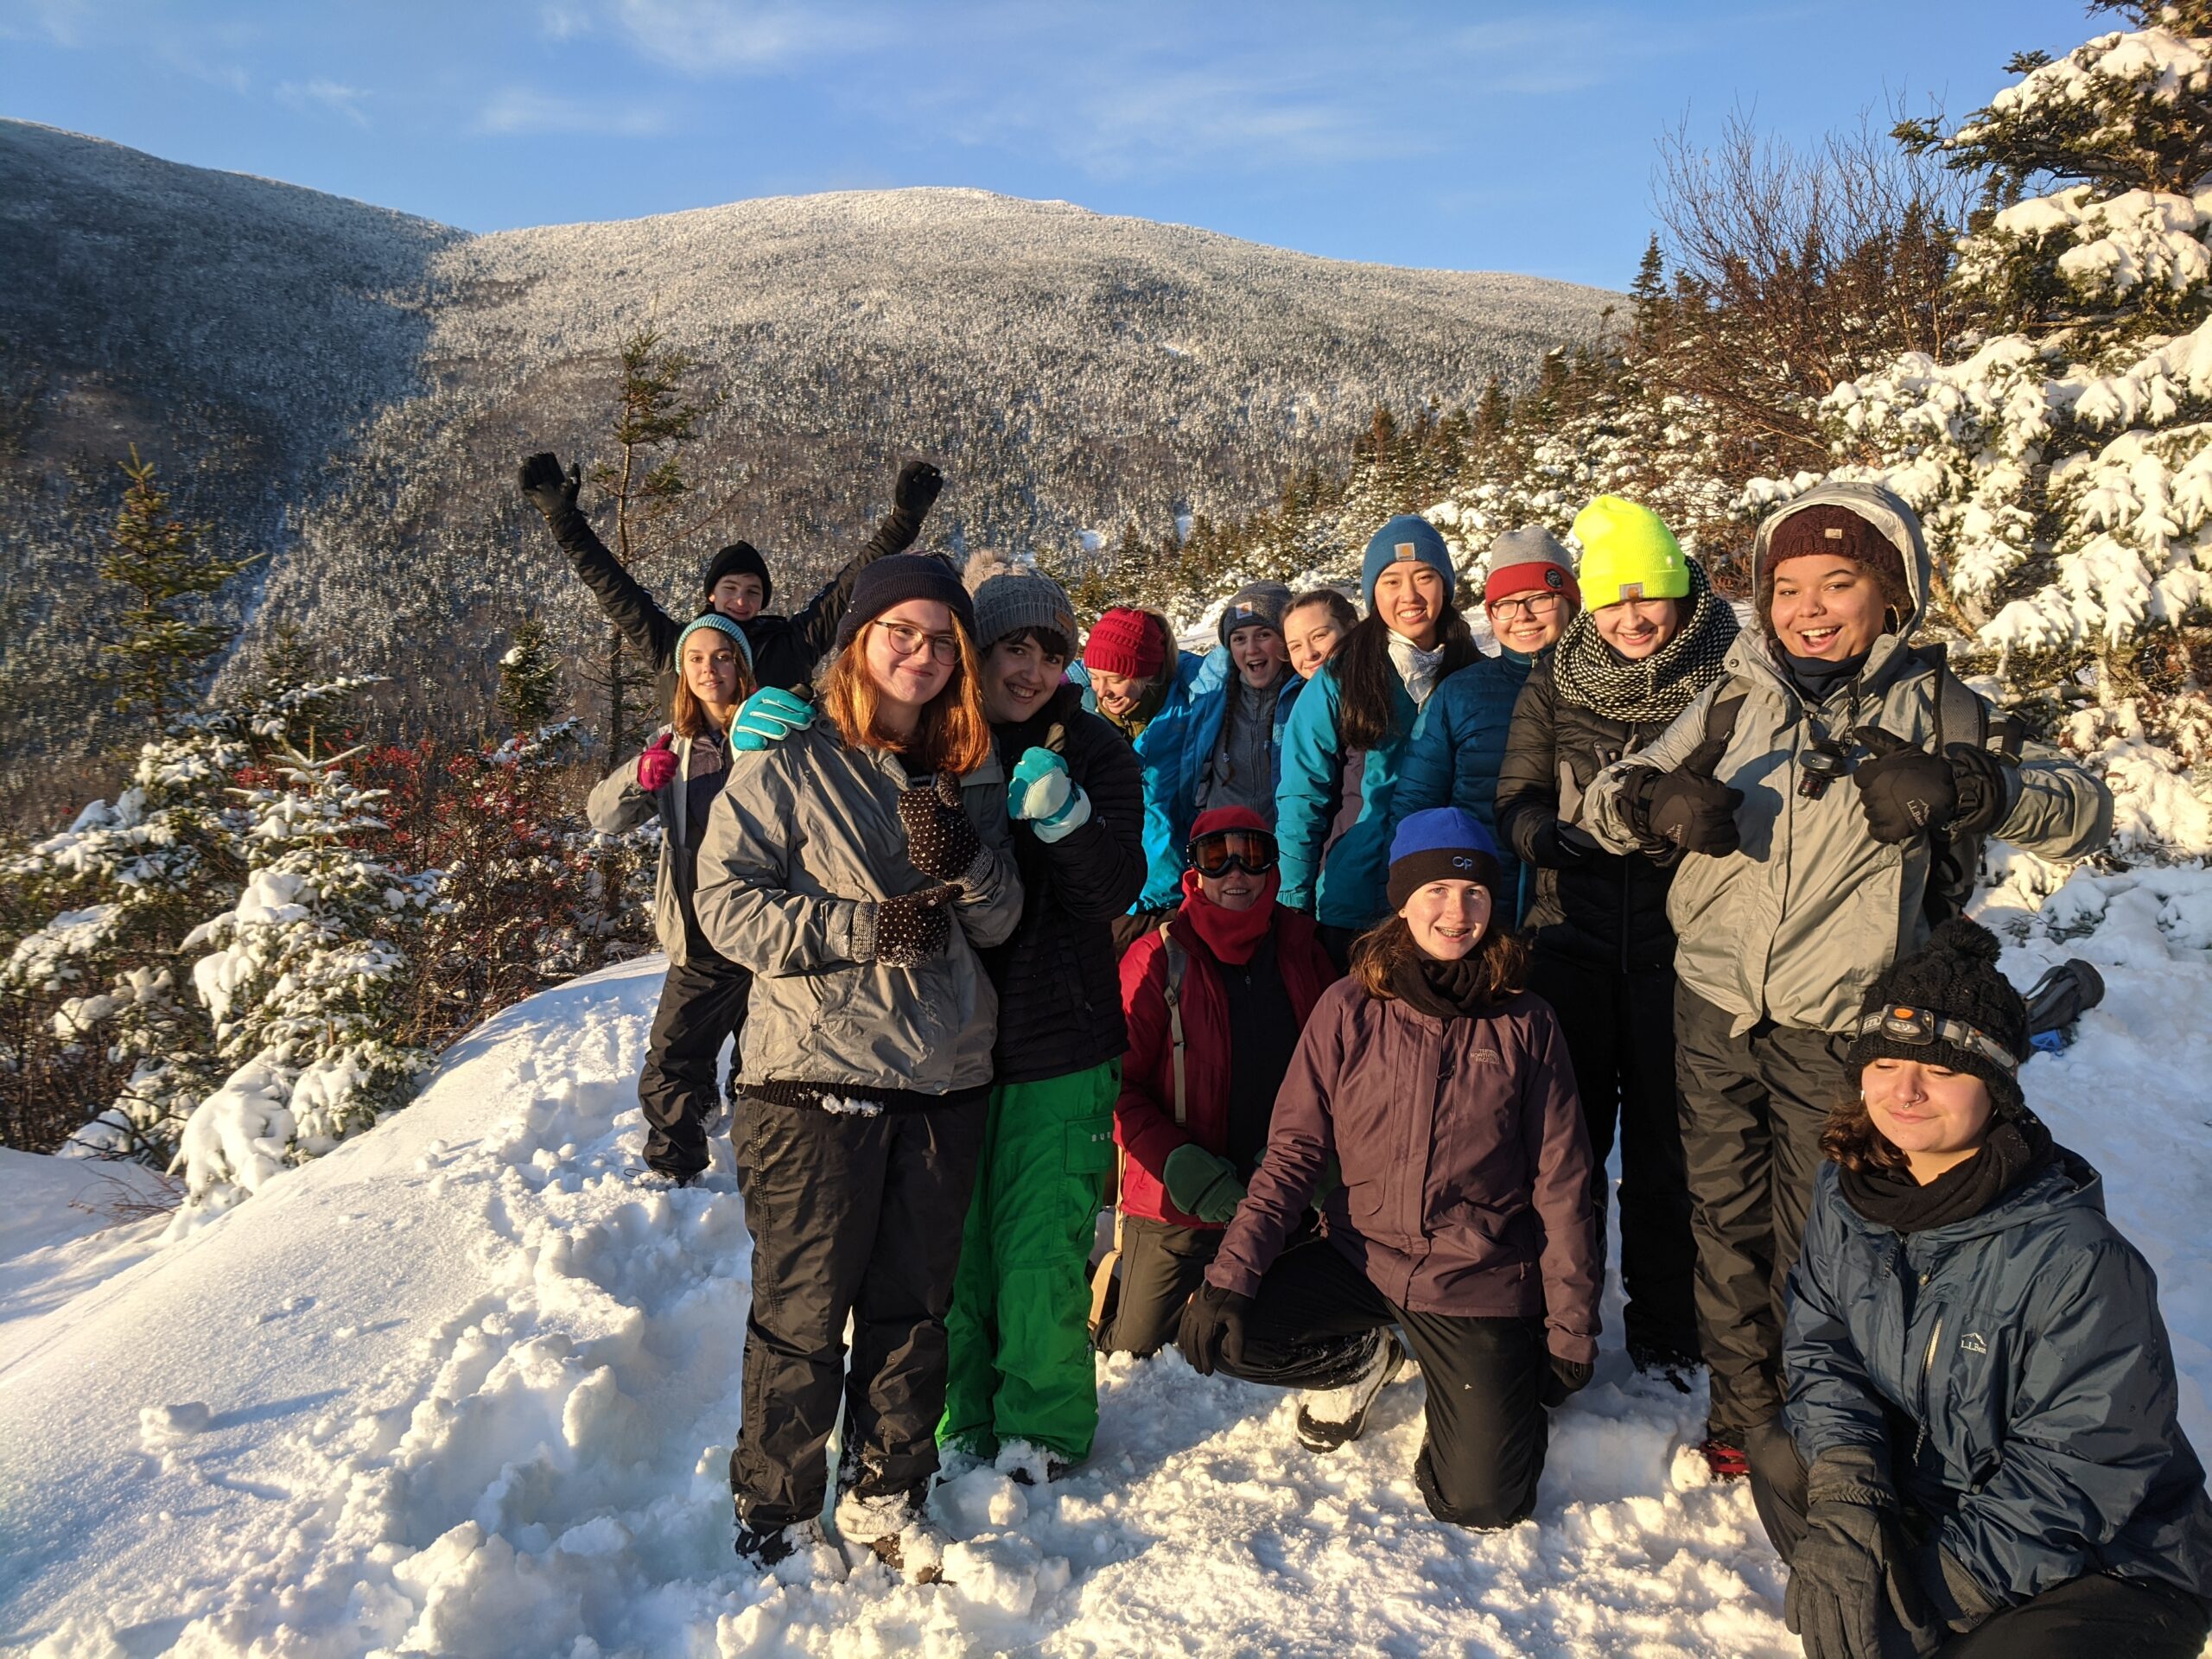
top-left (1572, 496), bottom-right (1689, 605)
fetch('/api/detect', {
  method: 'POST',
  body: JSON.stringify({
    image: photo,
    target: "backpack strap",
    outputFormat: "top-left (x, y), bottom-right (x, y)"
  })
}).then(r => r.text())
top-left (1704, 678), bottom-right (1749, 753)
top-left (1160, 920), bottom-right (1189, 1128)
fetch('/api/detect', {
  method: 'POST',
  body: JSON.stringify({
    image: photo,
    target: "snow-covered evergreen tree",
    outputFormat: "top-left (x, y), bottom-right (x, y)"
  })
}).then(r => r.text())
top-left (174, 706), bottom-right (437, 1211)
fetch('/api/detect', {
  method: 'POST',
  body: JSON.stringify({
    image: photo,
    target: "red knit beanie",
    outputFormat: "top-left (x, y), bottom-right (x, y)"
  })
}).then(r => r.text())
top-left (1084, 607), bottom-right (1166, 678)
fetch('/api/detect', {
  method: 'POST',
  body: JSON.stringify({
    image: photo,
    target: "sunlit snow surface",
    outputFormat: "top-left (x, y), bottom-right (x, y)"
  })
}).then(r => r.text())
top-left (4, 864), bottom-right (2209, 1656)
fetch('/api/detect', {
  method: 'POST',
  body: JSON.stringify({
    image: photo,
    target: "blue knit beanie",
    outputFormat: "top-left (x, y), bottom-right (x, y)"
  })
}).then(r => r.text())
top-left (1387, 806), bottom-right (1503, 910)
top-left (676, 610), bottom-right (755, 670)
top-left (1361, 514), bottom-right (1457, 608)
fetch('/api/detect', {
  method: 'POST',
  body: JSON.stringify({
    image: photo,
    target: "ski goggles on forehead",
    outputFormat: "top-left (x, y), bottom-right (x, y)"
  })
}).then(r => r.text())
top-left (1854, 1005), bottom-right (2021, 1075)
top-left (1186, 828), bottom-right (1279, 877)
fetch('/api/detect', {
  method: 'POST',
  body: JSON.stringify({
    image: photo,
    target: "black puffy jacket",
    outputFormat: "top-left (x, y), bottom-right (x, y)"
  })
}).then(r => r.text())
top-left (982, 683), bottom-right (1149, 1084)
top-left (1494, 661), bottom-right (1679, 974)
top-left (539, 497), bottom-right (928, 697)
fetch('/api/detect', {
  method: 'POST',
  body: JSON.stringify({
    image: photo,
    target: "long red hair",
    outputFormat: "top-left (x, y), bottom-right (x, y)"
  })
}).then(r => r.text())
top-left (820, 620), bottom-right (994, 775)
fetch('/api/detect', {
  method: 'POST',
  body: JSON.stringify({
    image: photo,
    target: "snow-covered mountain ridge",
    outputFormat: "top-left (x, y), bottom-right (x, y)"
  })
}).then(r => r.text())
top-left (0, 119), bottom-right (1613, 798)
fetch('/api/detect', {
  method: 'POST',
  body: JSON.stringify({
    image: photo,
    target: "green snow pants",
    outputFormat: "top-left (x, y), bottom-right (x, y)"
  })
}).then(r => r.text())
top-left (937, 1060), bottom-right (1119, 1465)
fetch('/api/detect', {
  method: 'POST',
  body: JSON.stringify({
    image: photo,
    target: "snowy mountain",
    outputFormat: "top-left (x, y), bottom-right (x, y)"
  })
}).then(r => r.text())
top-left (0, 120), bottom-right (1615, 798)
top-left (3, 860), bottom-right (2207, 1656)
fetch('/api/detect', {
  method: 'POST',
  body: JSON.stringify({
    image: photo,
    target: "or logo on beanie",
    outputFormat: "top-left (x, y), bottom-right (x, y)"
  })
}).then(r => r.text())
top-left (1543, 568), bottom-right (1564, 591)
top-left (1452, 855), bottom-right (1474, 870)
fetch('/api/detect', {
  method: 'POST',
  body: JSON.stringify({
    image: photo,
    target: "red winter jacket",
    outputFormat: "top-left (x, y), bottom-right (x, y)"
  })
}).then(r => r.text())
top-left (1207, 981), bottom-right (1602, 1364)
top-left (1113, 906), bottom-right (1338, 1230)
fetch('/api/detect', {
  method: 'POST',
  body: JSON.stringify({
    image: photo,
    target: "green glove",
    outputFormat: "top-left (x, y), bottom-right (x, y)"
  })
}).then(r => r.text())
top-left (729, 686), bottom-right (814, 752)
top-left (1309, 1155), bottom-right (1342, 1213)
top-left (1161, 1144), bottom-right (1246, 1224)
top-left (1007, 746), bottom-right (1091, 842)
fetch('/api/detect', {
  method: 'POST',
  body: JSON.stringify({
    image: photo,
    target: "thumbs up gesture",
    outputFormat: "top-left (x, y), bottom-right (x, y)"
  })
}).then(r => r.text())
top-left (636, 732), bottom-right (677, 792)
top-left (1849, 727), bottom-right (1957, 843)
top-left (1637, 734), bottom-right (1744, 857)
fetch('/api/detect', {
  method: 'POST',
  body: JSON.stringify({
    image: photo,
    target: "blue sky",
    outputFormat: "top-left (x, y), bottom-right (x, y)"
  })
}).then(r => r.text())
top-left (3, 0), bottom-right (2088, 288)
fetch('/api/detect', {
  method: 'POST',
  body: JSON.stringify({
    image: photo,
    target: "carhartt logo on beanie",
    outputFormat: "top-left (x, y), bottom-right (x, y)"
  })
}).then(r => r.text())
top-left (1758, 502), bottom-right (1910, 629)
top-left (704, 542), bottom-right (772, 607)
top-left (1386, 806), bottom-right (1504, 911)
top-left (1083, 607), bottom-right (1166, 679)
top-left (1360, 515), bottom-right (1457, 607)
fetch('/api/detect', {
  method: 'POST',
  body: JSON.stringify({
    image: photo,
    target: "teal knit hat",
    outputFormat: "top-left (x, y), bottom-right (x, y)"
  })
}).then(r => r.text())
top-left (676, 610), bottom-right (754, 669)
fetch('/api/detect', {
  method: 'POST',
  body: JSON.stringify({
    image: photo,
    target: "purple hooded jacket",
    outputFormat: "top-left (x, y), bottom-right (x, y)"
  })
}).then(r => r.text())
top-left (1205, 979), bottom-right (1602, 1364)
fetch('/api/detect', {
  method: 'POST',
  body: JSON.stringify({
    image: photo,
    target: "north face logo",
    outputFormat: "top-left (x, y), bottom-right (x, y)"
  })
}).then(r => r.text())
top-left (1961, 1332), bottom-right (1987, 1355)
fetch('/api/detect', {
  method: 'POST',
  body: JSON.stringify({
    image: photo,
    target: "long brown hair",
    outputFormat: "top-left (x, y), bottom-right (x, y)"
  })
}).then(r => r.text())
top-left (1350, 912), bottom-right (1529, 1006)
top-left (821, 620), bottom-right (995, 774)
top-left (1331, 606), bottom-right (1479, 750)
top-left (1820, 1084), bottom-right (1910, 1174)
top-left (670, 637), bottom-right (758, 741)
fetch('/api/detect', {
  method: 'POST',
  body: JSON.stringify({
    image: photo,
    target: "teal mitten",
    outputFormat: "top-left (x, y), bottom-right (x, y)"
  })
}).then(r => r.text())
top-left (728, 686), bottom-right (814, 752)
top-left (1007, 746), bottom-right (1092, 842)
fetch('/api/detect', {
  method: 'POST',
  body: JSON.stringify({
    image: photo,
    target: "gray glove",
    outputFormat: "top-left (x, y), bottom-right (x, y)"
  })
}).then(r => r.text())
top-left (1783, 1447), bottom-right (1947, 1659)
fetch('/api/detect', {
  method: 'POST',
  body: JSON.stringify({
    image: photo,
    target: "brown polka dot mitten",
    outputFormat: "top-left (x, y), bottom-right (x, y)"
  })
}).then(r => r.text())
top-left (897, 771), bottom-right (982, 881)
top-left (874, 886), bottom-right (955, 965)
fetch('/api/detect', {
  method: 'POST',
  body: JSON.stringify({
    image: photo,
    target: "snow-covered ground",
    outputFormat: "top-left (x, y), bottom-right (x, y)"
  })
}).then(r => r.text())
top-left (3, 867), bottom-right (2209, 1658)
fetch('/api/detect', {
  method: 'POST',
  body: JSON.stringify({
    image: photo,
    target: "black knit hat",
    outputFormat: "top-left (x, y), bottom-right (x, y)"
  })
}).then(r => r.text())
top-left (704, 542), bottom-right (772, 607)
top-left (833, 553), bottom-right (977, 652)
top-left (1847, 918), bottom-right (2031, 1118)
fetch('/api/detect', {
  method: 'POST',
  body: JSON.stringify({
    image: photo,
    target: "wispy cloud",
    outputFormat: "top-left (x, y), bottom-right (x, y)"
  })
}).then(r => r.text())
top-left (474, 86), bottom-right (671, 137)
top-left (0, 0), bottom-right (89, 46)
top-left (278, 78), bottom-right (371, 127)
top-left (547, 0), bottom-right (892, 74)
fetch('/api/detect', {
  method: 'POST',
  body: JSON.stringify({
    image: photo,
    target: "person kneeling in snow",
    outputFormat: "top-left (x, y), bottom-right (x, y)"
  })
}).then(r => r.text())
top-left (1179, 808), bottom-right (1600, 1529)
top-left (1757, 918), bottom-right (2212, 1658)
top-left (693, 555), bottom-right (1023, 1582)
top-left (1096, 806), bottom-right (1338, 1362)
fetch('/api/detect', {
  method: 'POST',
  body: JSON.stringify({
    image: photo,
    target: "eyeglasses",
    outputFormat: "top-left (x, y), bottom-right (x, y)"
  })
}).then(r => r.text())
top-left (1186, 828), bottom-right (1279, 878)
top-left (873, 620), bottom-right (961, 664)
top-left (1488, 593), bottom-right (1564, 620)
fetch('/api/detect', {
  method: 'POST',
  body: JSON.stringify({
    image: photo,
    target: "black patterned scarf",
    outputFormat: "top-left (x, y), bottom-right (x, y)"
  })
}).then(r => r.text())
top-left (1551, 559), bottom-right (1740, 725)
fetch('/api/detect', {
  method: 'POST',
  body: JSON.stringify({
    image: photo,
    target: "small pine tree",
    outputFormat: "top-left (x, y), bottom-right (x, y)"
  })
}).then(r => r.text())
top-left (97, 449), bottom-right (262, 724)
top-left (496, 617), bottom-right (566, 734)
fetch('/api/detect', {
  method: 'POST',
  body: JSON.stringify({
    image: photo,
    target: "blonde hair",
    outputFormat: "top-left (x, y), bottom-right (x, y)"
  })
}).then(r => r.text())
top-left (670, 632), bottom-right (758, 740)
top-left (820, 620), bottom-right (994, 775)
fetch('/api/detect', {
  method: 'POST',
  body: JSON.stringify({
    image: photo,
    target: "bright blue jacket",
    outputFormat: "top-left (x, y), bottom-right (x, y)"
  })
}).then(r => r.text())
top-left (1392, 648), bottom-right (1537, 924)
top-left (1786, 1155), bottom-right (2212, 1608)
top-left (1072, 648), bottom-right (1230, 911)
top-left (1274, 661), bottom-right (1418, 930)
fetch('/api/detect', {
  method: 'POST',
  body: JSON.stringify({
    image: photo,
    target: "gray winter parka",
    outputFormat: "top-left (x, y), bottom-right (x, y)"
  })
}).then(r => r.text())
top-left (1581, 482), bottom-right (2113, 1035)
top-left (585, 727), bottom-right (726, 968)
top-left (691, 723), bottom-right (1022, 1098)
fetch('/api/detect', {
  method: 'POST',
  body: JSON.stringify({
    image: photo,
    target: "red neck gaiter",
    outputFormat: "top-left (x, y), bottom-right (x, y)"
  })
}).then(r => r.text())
top-left (1179, 866), bottom-right (1279, 966)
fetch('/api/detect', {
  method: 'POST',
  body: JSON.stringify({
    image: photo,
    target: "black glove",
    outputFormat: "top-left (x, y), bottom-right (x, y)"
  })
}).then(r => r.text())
top-left (1633, 735), bottom-right (1743, 856)
top-left (1175, 1281), bottom-right (1253, 1377)
top-left (893, 460), bottom-right (944, 519)
top-left (1943, 743), bottom-right (2011, 836)
top-left (518, 453), bottom-right (581, 518)
top-left (1541, 1354), bottom-right (1593, 1408)
top-left (1783, 1448), bottom-right (1947, 1659)
top-left (873, 886), bottom-right (955, 965)
top-left (898, 771), bottom-right (983, 881)
top-left (1535, 820), bottom-right (1600, 866)
top-left (1850, 728), bottom-right (1960, 843)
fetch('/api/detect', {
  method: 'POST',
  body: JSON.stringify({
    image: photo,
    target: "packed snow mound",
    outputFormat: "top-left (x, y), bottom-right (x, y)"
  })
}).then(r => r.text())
top-left (4, 870), bottom-right (2210, 1656)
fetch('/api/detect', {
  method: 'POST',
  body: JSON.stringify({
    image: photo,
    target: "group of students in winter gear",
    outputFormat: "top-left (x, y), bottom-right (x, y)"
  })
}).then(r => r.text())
top-left (521, 449), bottom-right (2211, 1653)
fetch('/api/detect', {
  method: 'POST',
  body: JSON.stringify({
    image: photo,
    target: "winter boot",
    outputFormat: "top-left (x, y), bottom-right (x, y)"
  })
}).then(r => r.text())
top-left (1628, 1338), bottom-right (1700, 1395)
top-left (1294, 1330), bottom-right (1407, 1453)
top-left (996, 1439), bottom-right (1077, 1486)
top-left (1694, 1436), bottom-right (1750, 1481)
top-left (734, 1516), bottom-right (844, 1579)
top-left (835, 1486), bottom-right (950, 1585)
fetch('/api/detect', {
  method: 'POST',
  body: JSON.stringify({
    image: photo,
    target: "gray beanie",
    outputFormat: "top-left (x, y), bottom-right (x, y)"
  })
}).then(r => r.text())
top-left (972, 571), bottom-right (1078, 650)
top-left (1482, 526), bottom-right (1581, 606)
top-left (1217, 580), bottom-right (1294, 646)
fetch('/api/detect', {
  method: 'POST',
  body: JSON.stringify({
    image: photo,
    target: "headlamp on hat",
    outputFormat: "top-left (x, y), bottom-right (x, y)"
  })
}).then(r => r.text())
top-left (1853, 1005), bottom-right (2020, 1076)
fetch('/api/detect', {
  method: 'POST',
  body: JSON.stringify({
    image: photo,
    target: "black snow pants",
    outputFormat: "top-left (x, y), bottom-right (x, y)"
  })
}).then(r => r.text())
top-left (1528, 950), bottom-right (1697, 1360)
top-left (638, 954), bottom-right (752, 1181)
top-left (1099, 1214), bottom-right (1221, 1358)
top-left (1675, 986), bottom-right (1851, 1441)
top-left (729, 1091), bottom-right (988, 1532)
top-left (1750, 1431), bottom-right (2212, 1658)
top-left (1214, 1236), bottom-right (1554, 1531)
